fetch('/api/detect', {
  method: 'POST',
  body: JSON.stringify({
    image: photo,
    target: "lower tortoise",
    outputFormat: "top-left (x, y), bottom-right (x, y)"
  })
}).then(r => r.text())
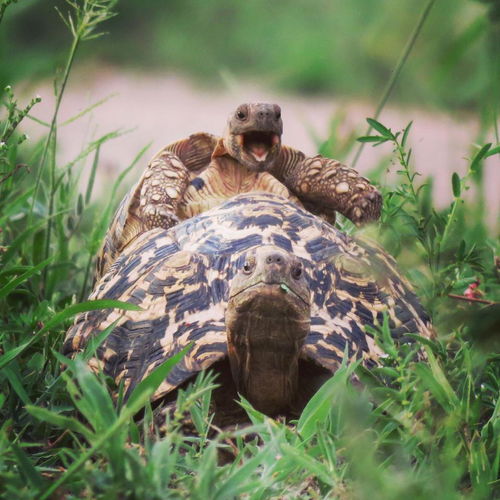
top-left (65, 193), bottom-right (432, 419)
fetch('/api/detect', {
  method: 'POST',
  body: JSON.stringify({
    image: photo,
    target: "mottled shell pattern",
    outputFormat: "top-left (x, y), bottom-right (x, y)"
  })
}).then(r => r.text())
top-left (64, 193), bottom-right (432, 402)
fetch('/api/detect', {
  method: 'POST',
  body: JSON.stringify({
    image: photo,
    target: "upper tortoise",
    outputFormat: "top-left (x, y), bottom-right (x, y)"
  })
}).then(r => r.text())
top-left (66, 193), bottom-right (432, 420)
top-left (96, 103), bottom-right (382, 279)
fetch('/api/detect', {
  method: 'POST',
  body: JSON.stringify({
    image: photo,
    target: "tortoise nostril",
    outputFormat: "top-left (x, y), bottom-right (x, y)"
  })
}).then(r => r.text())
top-left (265, 254), bottom-right (284, 265)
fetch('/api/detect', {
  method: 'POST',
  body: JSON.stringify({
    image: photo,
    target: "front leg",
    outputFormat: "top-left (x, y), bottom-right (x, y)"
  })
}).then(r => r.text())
top-left (136, 132), bottom-right (218, 229)
top-left (95, 151), bottom-right (190, 281)
top-left (274, 147), bottom-right (382, 224)
top-left (138, 150), bottom-right (191, 230)
top-left (296, 155), bottom-right (381, 224)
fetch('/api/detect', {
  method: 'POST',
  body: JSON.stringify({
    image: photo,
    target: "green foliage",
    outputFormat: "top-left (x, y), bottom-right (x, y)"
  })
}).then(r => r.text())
top-left (2, 0), bottom-right (500, 113)
top-left (356, 117), bottom-right (499, 323)
top-left (0, 1), bottom-right (499, 499)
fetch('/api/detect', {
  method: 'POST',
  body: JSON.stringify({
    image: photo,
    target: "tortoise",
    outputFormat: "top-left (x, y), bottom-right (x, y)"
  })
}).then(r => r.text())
top-left (96, 103), bottom-right (382, 280)
top-left (65, 193), bottom-right (433, 420)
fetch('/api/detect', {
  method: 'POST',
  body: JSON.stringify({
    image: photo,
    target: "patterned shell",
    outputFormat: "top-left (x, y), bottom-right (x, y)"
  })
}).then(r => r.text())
top-left (64, 193), bottom-right (433, 402)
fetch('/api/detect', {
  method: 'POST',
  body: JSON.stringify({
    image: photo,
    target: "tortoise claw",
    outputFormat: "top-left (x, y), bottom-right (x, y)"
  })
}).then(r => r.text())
top-left (348, 188), bottom-right (382, 224)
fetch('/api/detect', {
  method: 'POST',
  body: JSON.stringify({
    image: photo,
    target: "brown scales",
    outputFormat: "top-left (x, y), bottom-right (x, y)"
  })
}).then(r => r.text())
top-left (96, 103), bottom-right (382, 280)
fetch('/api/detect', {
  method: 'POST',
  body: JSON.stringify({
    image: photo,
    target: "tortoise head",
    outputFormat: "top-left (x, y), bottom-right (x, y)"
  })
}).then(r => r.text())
top-left (226, 245), bottom-right (311, 415)
top-left (223, 103), bottom-right (283, 172)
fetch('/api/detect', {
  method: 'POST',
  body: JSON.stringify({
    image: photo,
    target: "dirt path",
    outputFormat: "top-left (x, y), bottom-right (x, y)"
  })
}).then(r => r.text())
top-left (21, 66), bottom-right (499, 227)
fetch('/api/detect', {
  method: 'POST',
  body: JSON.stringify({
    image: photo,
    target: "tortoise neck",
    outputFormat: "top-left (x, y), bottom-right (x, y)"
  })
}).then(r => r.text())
top-left (226, 305), bottom-right (309, 416)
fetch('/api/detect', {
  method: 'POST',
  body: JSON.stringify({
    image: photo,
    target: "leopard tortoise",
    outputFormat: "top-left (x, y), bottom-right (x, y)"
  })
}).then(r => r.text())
top-left (96, 103), bottom-right (382, 280)
top-left (65, 193), bottom-right (432, 419)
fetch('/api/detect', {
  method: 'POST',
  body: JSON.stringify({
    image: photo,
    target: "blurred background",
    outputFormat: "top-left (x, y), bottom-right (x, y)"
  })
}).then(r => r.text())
top-left (1, 0), bottom-right (499, 225)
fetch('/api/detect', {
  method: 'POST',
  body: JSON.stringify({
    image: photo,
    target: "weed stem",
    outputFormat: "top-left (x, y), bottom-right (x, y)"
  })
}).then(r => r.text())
top-left (352, 0), bottom-right (436, 168)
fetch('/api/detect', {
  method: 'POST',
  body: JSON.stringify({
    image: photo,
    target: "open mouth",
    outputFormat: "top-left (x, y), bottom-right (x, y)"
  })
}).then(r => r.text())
top-left (237, 131), bottom-right (280, 162)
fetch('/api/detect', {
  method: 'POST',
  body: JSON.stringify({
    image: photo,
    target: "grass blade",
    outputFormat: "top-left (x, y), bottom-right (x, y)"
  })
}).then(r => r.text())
top-left (41, 299), bottom-right (142, 333)
top-left (298, 360), bottom-right (359, 442)
top-left (85, 143), bottom-right (100, 204)
top-left (0, 300), bottom-right (141, 370)
top-left (39, 347), bottom-right (187, 500)
top-left (4, 366), bottom-right (32, 406)
top-left (0, 257), bottom-right (52, 299)
top-left (1, 219), bottom-right (46, 263)
top-left (26, 405), bottom-right (91, 438)
top-left (125, 345), bottom-right (192, 412)
top-left (10, 442), bottom-right (46, 491)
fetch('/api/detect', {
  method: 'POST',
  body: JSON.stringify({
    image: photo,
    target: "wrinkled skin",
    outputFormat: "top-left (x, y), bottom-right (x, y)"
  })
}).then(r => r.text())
top-left (226, 246), bottom-right (311, 415)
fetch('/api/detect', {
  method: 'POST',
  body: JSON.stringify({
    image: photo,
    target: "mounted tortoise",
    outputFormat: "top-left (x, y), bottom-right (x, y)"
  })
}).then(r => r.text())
top-left (65, 193), bottom-right (432, 420)
top-left (96, 103), bottom-right (382, 280)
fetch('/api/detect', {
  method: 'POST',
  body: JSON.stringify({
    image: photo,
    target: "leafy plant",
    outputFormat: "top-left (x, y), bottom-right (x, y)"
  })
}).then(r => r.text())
top-left (357, 117), bottom-right (499, 317)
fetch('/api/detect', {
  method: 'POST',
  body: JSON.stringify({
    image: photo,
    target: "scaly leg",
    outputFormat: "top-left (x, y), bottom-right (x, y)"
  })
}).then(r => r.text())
top-left (95, 151), bottom-right (190, 280)
top-left (273, 147), bottom-right (382, 224)
top-left (138, 150), bottom-right (190, 230)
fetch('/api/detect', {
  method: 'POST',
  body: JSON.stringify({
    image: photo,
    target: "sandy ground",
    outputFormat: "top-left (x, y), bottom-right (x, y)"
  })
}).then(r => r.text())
top-left (19, 66), bottom-right (499, 227)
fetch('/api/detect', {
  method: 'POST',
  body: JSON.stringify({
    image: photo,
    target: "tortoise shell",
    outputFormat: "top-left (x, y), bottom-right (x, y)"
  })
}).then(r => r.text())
top-left (65, 193), bottom-right (432, 415)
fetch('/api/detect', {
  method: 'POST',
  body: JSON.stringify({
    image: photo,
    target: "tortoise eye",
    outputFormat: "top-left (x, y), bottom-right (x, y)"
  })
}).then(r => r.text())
top-left (291, 264), bottom-right (303, 280)
top-left (236, 110), bottom-right (247, 120)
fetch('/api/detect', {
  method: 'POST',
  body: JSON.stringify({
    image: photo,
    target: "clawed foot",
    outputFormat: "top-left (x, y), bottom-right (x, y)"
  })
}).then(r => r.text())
top-left (143, 203), bottom-right (181, 230)
top-left (346, 188), bottom-right (382, 224)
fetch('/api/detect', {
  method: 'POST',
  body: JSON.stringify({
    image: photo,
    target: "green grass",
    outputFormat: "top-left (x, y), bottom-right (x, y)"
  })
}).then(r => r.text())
top-left (0, 1), bottom-right (499, 498)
